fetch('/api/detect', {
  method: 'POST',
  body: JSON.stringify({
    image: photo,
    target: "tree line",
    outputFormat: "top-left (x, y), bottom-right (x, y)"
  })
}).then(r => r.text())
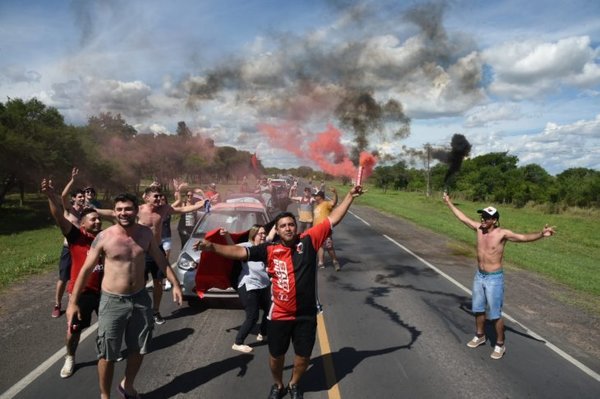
top-left (0, 98), bottom-right (266, 206)
top-left (371, 153), bottom-right (600, 209)
top-left (2, 97), bottom-right (598, 210)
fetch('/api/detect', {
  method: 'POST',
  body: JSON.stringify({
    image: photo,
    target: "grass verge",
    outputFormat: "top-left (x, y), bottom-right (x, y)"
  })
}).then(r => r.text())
top-left (335, 184), bottom-right (599, 298)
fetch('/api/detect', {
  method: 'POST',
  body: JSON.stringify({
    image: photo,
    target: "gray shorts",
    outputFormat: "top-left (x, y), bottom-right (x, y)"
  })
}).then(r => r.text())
top-left (96, 290), bottom-right (154, 361)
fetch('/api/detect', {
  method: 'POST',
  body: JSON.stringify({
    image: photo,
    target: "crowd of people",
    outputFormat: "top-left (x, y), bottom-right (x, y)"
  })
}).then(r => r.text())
top-left (44, 170), bottom-right (555, 399)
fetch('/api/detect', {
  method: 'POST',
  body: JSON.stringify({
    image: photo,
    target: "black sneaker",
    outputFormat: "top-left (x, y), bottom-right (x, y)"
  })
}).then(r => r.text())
top-left (153, 312), bottom-right (166, 325)
top-left (267, 384), bottom-right (286, 399)
top-left (288, 384), bottom-right (303, 399)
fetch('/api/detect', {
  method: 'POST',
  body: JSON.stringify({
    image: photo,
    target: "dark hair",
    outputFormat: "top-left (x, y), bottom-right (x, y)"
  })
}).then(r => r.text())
top-left (80, 207), bottom-right (99, 219)
top-left (274, 212), bottom-right (296, 227)
top-left (113, 193), bottom-right (139, 210)
top-left (144, 185), bottom-right (161, 196)
top-left (72, 189), bottom-right (85, 197)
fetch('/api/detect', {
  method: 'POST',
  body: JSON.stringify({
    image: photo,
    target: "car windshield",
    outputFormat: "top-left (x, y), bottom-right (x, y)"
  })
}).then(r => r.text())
top-left (192, 209), bottom-right (269, 236)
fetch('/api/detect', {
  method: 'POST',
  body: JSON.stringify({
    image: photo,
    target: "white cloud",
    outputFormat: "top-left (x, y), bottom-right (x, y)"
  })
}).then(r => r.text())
top-left (484, 36), bottom-right (600, 99)
top-left (464, 103), bottom-right (523, 128)
top-left (0, 65), bottom-right (41, 83)
top-left (470, 114), bottom-right (600, 174)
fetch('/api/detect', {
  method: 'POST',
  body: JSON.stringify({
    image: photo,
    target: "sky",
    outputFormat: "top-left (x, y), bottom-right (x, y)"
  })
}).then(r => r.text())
top-left (1, 0), bottom-right (599, 175)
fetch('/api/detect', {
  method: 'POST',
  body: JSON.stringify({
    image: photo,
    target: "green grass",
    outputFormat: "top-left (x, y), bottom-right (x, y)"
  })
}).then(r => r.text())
top-left (336, 184), bottom-right (599, 297)
top-left (0, 194), bottom-right (64, 290)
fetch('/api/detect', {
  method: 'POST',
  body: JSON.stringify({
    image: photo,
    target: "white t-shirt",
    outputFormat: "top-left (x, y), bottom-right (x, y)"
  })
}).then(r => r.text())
top-left (237, 241), bottom-right (270, 290)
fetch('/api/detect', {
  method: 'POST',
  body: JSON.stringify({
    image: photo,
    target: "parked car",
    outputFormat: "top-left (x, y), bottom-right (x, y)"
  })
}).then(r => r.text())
top-left (175, 201), bottom-right (270, 299)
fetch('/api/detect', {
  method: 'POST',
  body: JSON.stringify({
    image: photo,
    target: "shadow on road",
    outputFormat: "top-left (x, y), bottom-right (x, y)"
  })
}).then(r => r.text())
top-left (141, 353), bottom-right (255, 398)
top-left (300, 345), bottom-right (405, 393)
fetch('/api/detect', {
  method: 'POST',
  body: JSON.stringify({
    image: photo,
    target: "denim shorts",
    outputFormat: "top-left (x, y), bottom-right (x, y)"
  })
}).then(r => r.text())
top-left (471, 269), bottom-right (504, 320)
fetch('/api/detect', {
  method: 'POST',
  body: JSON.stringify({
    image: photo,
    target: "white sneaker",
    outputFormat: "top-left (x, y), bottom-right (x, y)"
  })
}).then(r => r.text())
top-left (491, 345), bottom-right (506, 359)
top-left (466, 335), bottom-right (486, 348)
top-left (232, 343), bottom-right (253, 353)
top-left (164, 280), bottom-right (172, 291)
top-left (60, 355), bottom-right (75, 378)
top-left (256, 333), bottom-right (264, 342)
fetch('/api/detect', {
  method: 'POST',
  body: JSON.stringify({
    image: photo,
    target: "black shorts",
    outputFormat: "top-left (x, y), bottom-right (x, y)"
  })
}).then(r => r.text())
top-left (267, 317), bottom-right (317, 358)
top-left (58, 246), bottom-right (71, 282)
top-left (77, 291), bottom-right (100, 329)
top-left (145, 247), bottom-right (166, 280)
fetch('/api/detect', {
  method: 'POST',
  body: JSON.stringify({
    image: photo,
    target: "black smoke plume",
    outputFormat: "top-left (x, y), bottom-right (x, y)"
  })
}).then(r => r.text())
top-left (335, 91), bottom-right (410, 163)
top-left (431, 133), bottom-right (471, 188)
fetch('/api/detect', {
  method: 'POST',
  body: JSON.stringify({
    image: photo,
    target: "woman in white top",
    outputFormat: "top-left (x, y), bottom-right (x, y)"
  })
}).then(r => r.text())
top-left (231, 224), bottom-right (272, 353)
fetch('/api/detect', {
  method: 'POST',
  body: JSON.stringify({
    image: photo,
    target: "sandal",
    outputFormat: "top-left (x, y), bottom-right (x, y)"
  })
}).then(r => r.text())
top-left (117, 383), bottom-right (140, 399)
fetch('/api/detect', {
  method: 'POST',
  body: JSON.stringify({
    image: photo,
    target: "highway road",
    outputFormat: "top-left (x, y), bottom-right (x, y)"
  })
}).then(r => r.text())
top-left (1, 203), bottom-right (599, 398)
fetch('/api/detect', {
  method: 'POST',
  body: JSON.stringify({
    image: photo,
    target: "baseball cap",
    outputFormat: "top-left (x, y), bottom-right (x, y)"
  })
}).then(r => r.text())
top-left (477, 206), bottom-right (499, 219)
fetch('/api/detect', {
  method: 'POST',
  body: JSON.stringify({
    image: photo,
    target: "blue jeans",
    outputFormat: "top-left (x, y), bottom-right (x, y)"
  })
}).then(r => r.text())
top-left (472, 270), bottom-right (504, 320)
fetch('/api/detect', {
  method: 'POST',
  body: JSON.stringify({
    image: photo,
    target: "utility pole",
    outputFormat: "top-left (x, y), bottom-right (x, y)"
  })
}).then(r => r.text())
top-left (425, 143), bottom-right (432, 197)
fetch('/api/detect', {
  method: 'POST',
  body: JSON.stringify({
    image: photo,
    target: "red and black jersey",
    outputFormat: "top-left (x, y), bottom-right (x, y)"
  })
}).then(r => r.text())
top-left (248, 218), bottom-right (331, 320)
top-left (65, 226), bottom-right (103, 294)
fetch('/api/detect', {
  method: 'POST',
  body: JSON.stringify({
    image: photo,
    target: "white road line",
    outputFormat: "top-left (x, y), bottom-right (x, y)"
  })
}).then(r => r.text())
top-left (0, 323), bottom-right (99, 399)
top-left (349, 210), bottom-right (370, 226)
top-left (382, 233), bottom-right (600, 383)
top-left (1, 263), bottom-right (179, 398)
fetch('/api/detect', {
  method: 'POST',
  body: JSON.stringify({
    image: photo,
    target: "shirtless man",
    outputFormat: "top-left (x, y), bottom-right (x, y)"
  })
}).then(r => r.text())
top-left (136, 185), bottom-right (207, 324)
top-left (443, 193), bottom-right (555, 359)
top-left (67, 193), bottom-right (183, 399)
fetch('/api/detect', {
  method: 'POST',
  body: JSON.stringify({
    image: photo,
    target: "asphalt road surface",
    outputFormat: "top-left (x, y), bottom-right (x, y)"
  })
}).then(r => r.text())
top-left (1, 203), bottom-right (599, 398)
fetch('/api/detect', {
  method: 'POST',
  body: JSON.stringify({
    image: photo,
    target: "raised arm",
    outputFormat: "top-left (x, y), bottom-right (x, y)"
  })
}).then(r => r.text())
top-left (328, 185), bottom-right (363, 227)
top-left (61, 167), bottom-right (79, 213)
top-left (443, 193), bottom-right (479, 230)
top-left (504, 224), bottom-right (556, 243)
top-left (193, 239), bottom-right (249, 260)
top-left (330, 187), bottom-right (338, 207)
top-left (41, 178), bottom-right (74, 236)
top-left (170, 199), bottom-right (208, 214)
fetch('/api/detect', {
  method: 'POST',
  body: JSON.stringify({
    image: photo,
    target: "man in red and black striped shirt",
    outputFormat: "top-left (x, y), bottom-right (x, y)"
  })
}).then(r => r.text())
top-left (195, 185), bottom-right (364, 399)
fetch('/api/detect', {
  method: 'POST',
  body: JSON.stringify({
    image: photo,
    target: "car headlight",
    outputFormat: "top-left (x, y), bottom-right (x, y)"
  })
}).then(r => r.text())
top-left (177, 253), bottom-right (197, 271)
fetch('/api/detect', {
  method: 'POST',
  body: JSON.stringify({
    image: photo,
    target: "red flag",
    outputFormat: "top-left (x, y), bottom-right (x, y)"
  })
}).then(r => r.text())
top-left (195, 228), bottom-right (249, 298)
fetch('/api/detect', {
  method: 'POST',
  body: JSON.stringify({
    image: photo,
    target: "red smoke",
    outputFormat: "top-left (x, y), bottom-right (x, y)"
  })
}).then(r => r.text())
top-left (258, 122), bottom-right (377, 180)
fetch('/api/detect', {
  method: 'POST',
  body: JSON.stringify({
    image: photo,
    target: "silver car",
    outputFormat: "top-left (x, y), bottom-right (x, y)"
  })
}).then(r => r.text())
top-left (175, 200), bottom-right (270, 299)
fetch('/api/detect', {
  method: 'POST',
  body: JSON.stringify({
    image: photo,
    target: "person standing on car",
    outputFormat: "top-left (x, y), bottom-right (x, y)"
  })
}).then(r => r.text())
top-left (195, 185), bottom-right (364, 399)
top-left (67, 193), bottom-right (183, 399)
top-left (42, 178), bottom-right (103, 379)
top-left (443, 192), bottom-right (555, 359)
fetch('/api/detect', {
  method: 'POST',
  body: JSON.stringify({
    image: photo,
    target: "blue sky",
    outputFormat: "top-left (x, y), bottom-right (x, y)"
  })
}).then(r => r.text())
top-left (1, 0), bottom-right (599, 174)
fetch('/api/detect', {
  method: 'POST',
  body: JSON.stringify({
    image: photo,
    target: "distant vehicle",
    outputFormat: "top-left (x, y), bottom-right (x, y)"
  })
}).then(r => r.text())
top-left (269, 178), bottom-right (288, 189)
top-left (224, 192), bottom-right (265, 205)
top-left (174, 201), bottom-right (270, 299)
